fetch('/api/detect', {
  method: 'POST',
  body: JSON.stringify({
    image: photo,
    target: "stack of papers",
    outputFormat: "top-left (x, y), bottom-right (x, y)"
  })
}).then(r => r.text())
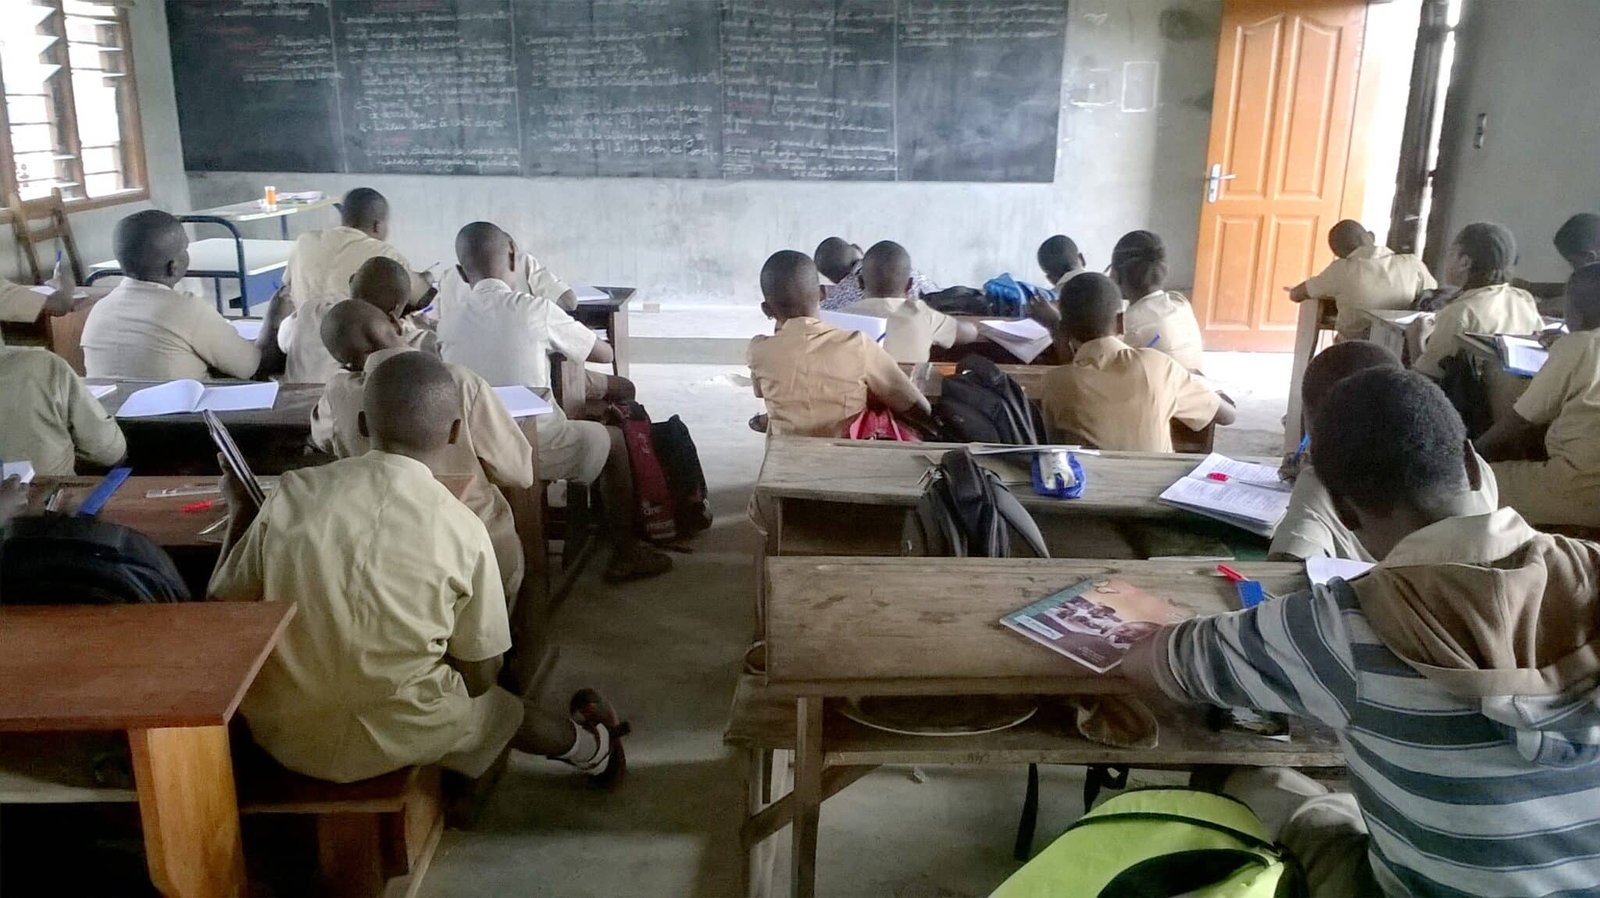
top-left (574, 285), bottom-right (611, 304)
top-left (1494, 335), bottom-right (1549, 377)
top-left (819, 309), bottom-right (888, 342)
top-left (115, 380), bottom-right (280, 418)
top-left (491, 386), bottom-right (554, 418)
top-left (978, 318), bottom-right (1053, 363)
top-left (1157, 453), bottom-right (1293, 538)
top-left (1, 461), bottom-right (35, 484)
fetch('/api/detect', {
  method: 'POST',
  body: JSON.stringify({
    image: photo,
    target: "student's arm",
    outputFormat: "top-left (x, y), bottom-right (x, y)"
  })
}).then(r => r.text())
top-left (0, 277), bottom-right (48, 323)
top-left (1168, 364), bottom-right (1230, 432)
top-left (952, 318), bottom-right (980, 346)
top-left (525, 253), bottom-right (578, 311)
top-left (194, 307), bottom-right (263, 381)
top-left (543, 302), bottom-right (605, 365)
top-left (444, 655), bottom-right (502, 698)
top-left (1476, 342), bottom-right (1571, 461)
top-left (468, 378), bottom-right (536, 490)
top-left (1474, 411), bottom-right (1540, 462)
top-left (1210, 395), bottom-right (1237, 427)
top-left (308, 393), bottom-right (340, 456)
top-left (863, 341), bottom-right (931, 416)
top-left (62, 366), bottom-right (126, 468)
top-left (208, 466), bottom-right (267, 599)
top-left (747, 337), bottom-right (767, 399)
top-left (1410, 303), bottom-right (1468, 379)
top-left (585, 339), bottom-right (615, 365)
top-left (253, 286), bottom-right (292, 379)
top-left (445, 522), bottom-right (513, 694)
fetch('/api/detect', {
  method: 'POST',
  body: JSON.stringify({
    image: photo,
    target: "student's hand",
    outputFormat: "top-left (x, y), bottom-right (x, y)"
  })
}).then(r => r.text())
top-left (0, 475), bottom-right (27, 526)
top-left (42, 256), bottom-right (77, 316)
top-left (217, 453), bottom-right (261, 532)
top-left (1026, 292), bottom-right (1061, 330)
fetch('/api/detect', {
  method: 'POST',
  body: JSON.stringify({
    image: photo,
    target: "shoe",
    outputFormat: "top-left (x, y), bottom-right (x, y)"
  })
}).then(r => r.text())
top-left (569, 688), bottom-right (629, 788)
top-left (603, 548), bottom-right (673, 583)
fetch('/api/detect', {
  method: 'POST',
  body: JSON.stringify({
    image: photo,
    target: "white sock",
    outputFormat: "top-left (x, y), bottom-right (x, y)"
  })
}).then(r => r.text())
top-left (554, 721), bottom-right (609, 773)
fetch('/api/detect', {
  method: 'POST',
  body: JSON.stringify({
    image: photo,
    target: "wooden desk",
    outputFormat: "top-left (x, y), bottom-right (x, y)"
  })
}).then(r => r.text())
top-left (1362, 308), bottom-right (1425, 363)
top-left (92, 380), bottom-right (329, 476)
top-left (187, 195), bottom-right (337, 240)
top-left (0, 602), bottom-right (294, 898)
top-left (571, 288), bottom-right (634, 380)
top-left (1284, 298), bottom-right (1337, 454)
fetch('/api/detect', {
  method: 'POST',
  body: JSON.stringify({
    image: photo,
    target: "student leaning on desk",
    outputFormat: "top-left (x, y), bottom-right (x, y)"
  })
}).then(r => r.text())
top-left (1409, 222), bottom-right (1543, 380)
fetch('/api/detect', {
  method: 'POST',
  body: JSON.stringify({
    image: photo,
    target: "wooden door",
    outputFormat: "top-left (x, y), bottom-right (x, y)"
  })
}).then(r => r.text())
top-left (1191, 0), bottom-right (1372, 352)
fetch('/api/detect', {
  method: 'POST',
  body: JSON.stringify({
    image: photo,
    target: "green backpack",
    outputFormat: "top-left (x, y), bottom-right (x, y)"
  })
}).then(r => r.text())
top-left (992, 788), bottom-right (1305, 898)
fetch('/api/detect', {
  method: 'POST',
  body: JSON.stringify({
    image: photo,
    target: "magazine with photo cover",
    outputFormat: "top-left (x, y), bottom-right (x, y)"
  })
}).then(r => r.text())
top-left (1000, 578), bottom-right (1195, 673)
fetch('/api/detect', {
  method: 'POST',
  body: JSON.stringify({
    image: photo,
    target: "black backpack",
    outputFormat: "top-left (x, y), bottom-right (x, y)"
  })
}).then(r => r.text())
top-left (934, 355), bottom-right (1046, 445)
top-left (922, 286), bottom-right (995, 316)
top-left (902, 449), bottom-right (1048, 558)
top-left (650, 414), bottom-right (713, 537)
top-left (0, 514), bottom-right (189, 604)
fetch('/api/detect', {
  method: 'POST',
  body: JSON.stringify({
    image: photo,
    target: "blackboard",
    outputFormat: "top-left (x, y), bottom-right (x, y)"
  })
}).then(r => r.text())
top-left (168, 0), bottom-right (1068, 183)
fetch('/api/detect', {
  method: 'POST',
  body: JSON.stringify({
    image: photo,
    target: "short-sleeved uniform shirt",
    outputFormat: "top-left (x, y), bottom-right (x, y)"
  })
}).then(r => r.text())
top-left (0, 346), bottom-right (125, 475)
top-left (1304, 246), bottom-right (1437, 340)
top-left (747, 316), bottom-right (923, 438)
top-left (209, 451), bottom-right (519, 783)
top-left (1039, 336), bottom-right (1219, 452)
top-left (1491, 328), bottom-right (1600, 526)
top-left (1412, 283), bottom-right (1542, 379)
top-left (0, 278), bottom-right (47, 346)
top-left (81, 279), bottom-right (260, 380)
top-left (279, 228), bottom-right (410, 383)
top-left (1123, 290), bottom-right (1206, 372)
top-left (436, 277), bottom-right (596, 392)
top-left (435, 251), bottom-right (574, 312)
top-left (842, 295), bottom-right (960, 364)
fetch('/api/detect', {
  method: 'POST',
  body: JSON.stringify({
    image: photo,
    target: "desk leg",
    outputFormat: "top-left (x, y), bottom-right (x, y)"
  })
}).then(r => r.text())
top-left (127, 725), bottom-right (246, 898)
top-left (507, 416), bottom-right (555, 696)
top-left (610, 306), bottom-right (630, 380)
top-left (790, 698), bottom-right (824, 898)
top-left (1284, 299), bottom-right (1322, 454)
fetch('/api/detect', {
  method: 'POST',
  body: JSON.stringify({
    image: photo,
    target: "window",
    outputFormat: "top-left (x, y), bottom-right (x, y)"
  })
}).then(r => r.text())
top-left (0, 0), bottom-right (145, 211)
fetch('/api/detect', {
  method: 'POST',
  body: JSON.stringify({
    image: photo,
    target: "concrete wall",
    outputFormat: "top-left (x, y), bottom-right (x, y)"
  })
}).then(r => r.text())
top-left (186, 0), bottom-right (1222, 307)
top-left (1, 0), bottom-right (191, 283)
top-left (1433, 0), bottom-right (1600, 282)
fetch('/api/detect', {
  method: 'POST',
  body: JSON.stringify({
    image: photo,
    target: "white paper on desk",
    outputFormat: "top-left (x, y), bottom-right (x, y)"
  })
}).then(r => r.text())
top-left (88, 384), bottom-right (117, 400)
top-left (820, 310), bottom-right (888, 342)
top-left (1, 461), bottom-right (35, 484)
top-left (978, 318), bottom-right (1053, 363)
top-left (574, 285), bottom-right (610, 304)
top-left (28, 285), bottom-right (89, 300)
top-left (1188, 453), bottom-right (1291, 492)
top-left (197, 381), bottom-right (279, 413)
top-left (229, 318), bottom-right (264, 341)
top-left (116, 380), bottom-right (278, 417)
top-left (1307, 557), bottom-right (1374, 586)
top-left (491, 385), bottom-right (554, 418)
top-left (1496, 335), bottom-right (1549, 377)
top-left (277, 191), bottom-right (323, 202)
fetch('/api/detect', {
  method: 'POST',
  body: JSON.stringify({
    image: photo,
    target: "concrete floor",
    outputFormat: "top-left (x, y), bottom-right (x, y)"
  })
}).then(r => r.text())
top-left (418, 347), bottom-right (1294, 898)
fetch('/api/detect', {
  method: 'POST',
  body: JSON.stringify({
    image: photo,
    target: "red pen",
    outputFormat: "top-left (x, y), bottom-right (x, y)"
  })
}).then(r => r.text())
top-left (1216, 563), bottom-right (1247, 583)
top-left (182, 499), bottom-right (217, 513)
top-left (1207, 472), bottom-right (1230, 482)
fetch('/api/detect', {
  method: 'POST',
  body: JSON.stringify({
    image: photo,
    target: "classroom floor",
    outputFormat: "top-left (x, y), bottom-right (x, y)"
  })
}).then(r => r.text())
top-left (417, 349), bottom-right (1292, 898)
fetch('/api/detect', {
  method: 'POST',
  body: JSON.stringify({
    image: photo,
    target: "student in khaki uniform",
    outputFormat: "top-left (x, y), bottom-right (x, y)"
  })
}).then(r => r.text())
top-left (843, 241), bottom-right (978, 364)
top-left (0, 346), bottom-right (125, 475)
top-left (1411, 222), bottom-right (1543, 379)
top-left (434, 231), bottom-right (580, 313)
top-left (1477, 263), bottom-right (1600, 528)
top-left (1038, 273), bottom-right (1232, 451)
top-left (212, 352), bottom-right (629, 786)
top-left (351, 257), bottom-right (437, 355)
top-left (749, 250), bottom-right (929, 438)
top-left (1289, 220), bottom-right (1436, 341)
top-left (1111, 230), bottom-right (1206, 372)
top-left (816, 236), bottom-right (939, 312)
top-left (0, 258), bottom-right (86, 346)
top-left (311, 298), bottom-right (531, 599)
top-left (1269, 341), bottom-right (1499, 561)
top-left (1037, 234), bottom-right (1087, 289)
top-left (81, 211), bottom-right (261, 381)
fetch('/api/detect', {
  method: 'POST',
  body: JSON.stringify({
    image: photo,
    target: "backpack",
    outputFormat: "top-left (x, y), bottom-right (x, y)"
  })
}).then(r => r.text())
top-left (847, 406), bottom-right (919, 442)
top-left (992, 788), bottom-right (1305, 898)
top-left (0, 514), bottom-right (189, 604)
top-left (934, 355), bottom-right (1046, 445)
top-left (605, 401), bottom-right (679, 543)
top-left (983, 273), bottom-right (1054, 317)
top-left (922, 286), bottom-right (994, 316)
top-left (650, 413), bottom-right (713, 537)
top-left (902, 448), bottom-right (1047, 559)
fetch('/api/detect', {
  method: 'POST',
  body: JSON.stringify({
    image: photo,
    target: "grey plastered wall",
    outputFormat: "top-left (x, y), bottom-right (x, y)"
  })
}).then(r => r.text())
top-left (1, 0), bottom-right (192, 282)
top-left (184, 0), bottom-right (1223, 306)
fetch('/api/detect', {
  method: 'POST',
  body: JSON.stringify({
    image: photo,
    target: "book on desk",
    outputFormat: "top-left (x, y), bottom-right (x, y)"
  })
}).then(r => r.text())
top-left (1157, 453), bottom-right (1292, 538)
top-left (115, 380), bottom-right (280, 418)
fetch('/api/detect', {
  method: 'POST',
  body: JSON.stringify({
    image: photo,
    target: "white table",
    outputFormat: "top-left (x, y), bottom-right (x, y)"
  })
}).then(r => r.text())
top-left (188, 196), bottom-right (336, 239)
top-left (87, 238), bottom-right (294, 316)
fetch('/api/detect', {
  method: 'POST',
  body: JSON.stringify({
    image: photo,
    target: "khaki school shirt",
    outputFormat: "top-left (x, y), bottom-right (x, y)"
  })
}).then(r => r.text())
top-left (1123, 290), bottom-right (1205, 371)
top-left (437, 277), bottom-right (595, 391)
top-left (284, 226), bottom-right (408, 311)
top-left (436, 251), bottom-right (575, 312)
top-left (0, 278), bottom-right (46, 346)
top-left (1039, 336), bottom-right (1219, 452)
top-left (1513, 328), bottom-right (1600, 473)
top-left (1304, 245), bottom-right (1437, 339)
top-left (210, 451), bottom-right (515, 783)
top-left (747, 316), bottom-right (924, 438)
top-left (0, 346), bottom-right (125, 475)
top-left (81, 279), bottom-right (260, 380)
top-left (842, 295), bottom-right (960, 364)
top-left (1413, 283), bottom-right (1543, 379)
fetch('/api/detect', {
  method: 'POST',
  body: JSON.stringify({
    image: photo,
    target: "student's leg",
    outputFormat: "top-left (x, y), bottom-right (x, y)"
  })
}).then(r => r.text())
top-left (580, 369), bottom-right (636, 419)
top-left (511, 690), bottom-right (628, 786)
top-left (1223, 767), bottom-right (1376, 897)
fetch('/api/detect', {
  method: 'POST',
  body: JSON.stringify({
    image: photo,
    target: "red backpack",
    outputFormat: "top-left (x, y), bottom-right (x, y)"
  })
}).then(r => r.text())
top-left (604, 401), bottom-right (713, 543)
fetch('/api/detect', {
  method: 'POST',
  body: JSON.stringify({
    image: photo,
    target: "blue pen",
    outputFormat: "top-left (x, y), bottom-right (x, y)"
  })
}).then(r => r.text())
top-left (1145, 334), bottom-right (1160, 348)
top-left (1292, 434), bottom-right (1310, 464)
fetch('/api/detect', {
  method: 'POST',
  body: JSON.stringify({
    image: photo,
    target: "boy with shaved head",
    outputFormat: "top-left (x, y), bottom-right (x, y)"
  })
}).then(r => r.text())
top-left (351, 256), bottom-right (438, 354)
top-left (214, 351), bottom-right (628, 787)
top-left (1037, 234), bottom-right (1086, 289)
top-left (1289, 219), bottom-right (1435, 341)
top-left (1039, 272), bottom-right (1232, 451)
top-left (843, 240), bottom-right (978, 364)
top-left (816, 235), bottom-right (939, 311)
top-left (749, 249), bottom-right (928, 437)
top-left (434, 228), bottom-right (582, 314)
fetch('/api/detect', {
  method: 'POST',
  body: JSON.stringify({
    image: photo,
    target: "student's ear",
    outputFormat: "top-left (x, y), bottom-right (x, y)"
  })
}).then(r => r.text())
top-left (902, 276), bottom-right (914, 297)
top-left (357, 410), bottom-right (370, 439)
top-left (447, 419), bottom-right (463, 446)
top-left (1115, 311), bottom-right (1126, 335)
top-left (1462, 438), bottom-right (1484, 492)
top-left (817, 284), bottom-right (827, 304)
top-left (759, 300), bottom-right (775, 321)
top-left (1077, 253), bottom-right (1086, 268)
top-left (333, 202), bottom-right (344, 218)
top-left (456, 264), bottom-right (470, 284)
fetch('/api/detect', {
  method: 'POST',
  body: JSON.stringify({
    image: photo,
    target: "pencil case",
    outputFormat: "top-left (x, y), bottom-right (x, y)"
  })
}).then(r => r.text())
top-left (1031, 450), bottom-right (1085, 499)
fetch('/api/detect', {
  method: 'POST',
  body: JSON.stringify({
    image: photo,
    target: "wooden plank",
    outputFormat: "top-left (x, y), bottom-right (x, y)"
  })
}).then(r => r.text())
top-left (790, 697), bottom-right (823, 898)
top-left (128, 725), bottom-right (247, 898)
top-left (764, 557), bottom-right (1305, 692)
top-left (90, 380), bottom-right (329, 475)
top-left (0, 603), bottom-right (294, 732)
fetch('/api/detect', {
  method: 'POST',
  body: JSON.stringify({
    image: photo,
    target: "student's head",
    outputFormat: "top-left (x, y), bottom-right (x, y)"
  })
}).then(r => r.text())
top-left (1300, 340), bottom-right (1399, 420)
top-left (759, 250), bottom-right (824, 322)
top-left (1311, 367), bottom-right (1483, 559)
top-left (1108, 230), bottom-right (1168, 300)
top-left (1565, 263), bottom-right (1600, 332)
top-left (454, 221), bottom-right (516, 285)
top-left (813, 237), bottom-right (863, 284)
top-left (350, 256), bottom-right (412, 319)
top-left (1553, 213), bottom-right (1600, 270)
top-left (338, 187), bottom-right (390, 241)
top-left (321, 299), bottom-right (403, 371)
top-left (1328, 219), bottom-right (1374, 258)
top-left (1037, 235), bottom-right (1085, 284)
top-left (1057, 272), bottom-right (1123, 345)
top-left (1446, 222), bottom-right (1517, 289)
top-left (113, 210), bottom-right (189, 286)
top-left (860, 240), bottom-right (912, 299)
top-left (359, 351), bottom-right (461, 457)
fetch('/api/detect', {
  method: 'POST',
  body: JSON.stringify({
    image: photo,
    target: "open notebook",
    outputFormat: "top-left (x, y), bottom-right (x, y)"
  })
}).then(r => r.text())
top-left (115, 380), bottom-right (280, 418)
top-left (1157, 453), bottom-right (1292, 538)
top-left (978, 319), bottom-right (1053, 363)
top-left (1494, 335), bottom-right (1549, 377)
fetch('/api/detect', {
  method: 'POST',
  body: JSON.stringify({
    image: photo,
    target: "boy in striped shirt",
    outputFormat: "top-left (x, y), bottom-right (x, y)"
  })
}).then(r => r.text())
top-left (1129, 367), bottom-right (1600, 897)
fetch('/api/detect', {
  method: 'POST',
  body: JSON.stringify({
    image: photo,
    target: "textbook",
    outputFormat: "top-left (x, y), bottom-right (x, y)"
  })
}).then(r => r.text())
top-left (115, 380), bottom-right (280, 418)
top-left (978, 318), bottom-right (1053, 363)
top-left (1157, 453), bottom-right (1292, 538)
top-left (819, 309), bottom-right (889, 342)
top-left (1493, 335), bottom-right (1549, 377)
top-left (1001, 577), bottom-right (1193, 673)
top-left (490, 385), bottom-right (554, 418)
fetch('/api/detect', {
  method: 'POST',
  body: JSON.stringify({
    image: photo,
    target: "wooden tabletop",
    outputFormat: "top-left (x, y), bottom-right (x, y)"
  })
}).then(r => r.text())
top-left (0, 602), bottom-right (295, 732)
top-left (764, 557), bottom-right (1306, 696)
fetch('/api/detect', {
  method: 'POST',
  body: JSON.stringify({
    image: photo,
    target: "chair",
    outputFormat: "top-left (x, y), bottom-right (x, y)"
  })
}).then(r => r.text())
top-left (7, 188), bottom-right (85, 285)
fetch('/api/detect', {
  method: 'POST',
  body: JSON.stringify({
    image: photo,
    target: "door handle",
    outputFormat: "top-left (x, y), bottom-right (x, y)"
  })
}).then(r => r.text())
top-left (1205, 163), bottom-right (1237, 203)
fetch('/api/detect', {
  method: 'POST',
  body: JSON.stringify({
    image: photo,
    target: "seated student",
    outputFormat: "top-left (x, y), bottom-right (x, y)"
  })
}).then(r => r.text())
top-left (435, 230), bottom-right (580, 312)
top-left (1110, 230), bottom-right (1205, 371)
top-left (440, 222), bottom-right (668, 583)
top-left (0, 257), bottom-right (84, 346)
top-left (1289, 220), bottom-right (1436, 341)
top-left (0, 345), bottom-right (125, 475)
top-left (212, 352), bottom-right (627, 786)
top-left (1038, 273), bottom-right (1232, 451)
top-left (1477, 263), bottom-right (1600, 528)
top-left (350, 257), bottom-right (437, 355)
top-left (1269, 341), bottom-right (1498, 561)
top-left (81, 210), bottom-right (261, 381)
top-left (749, 250), bottom-right (929, 437)
top-left (1128, 366), bottom-right (1600, 896)
top-left (1037, 234), bottom-right (1087, 289)
top-left (842, 241), bottom-right (978, 364)
top-left (275, 188), bottom-right (432, 384)
top-left (1412, 222), bottom-right (1543, 379)
top-left (815, 235), bottom-right (938, 311)
top-left (1518, 213), bottom-right (1600, 303)
top-left (311, 297), bottom-right (530, 599)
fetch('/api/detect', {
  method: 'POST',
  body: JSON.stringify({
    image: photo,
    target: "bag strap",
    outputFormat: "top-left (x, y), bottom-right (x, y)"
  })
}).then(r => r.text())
top-left (1065, 810), bottom-right (1278, 853)
top-left (990, 474), bottom-right (1048, 558)
top-left (1099, 848), bottom-right (1275, 898)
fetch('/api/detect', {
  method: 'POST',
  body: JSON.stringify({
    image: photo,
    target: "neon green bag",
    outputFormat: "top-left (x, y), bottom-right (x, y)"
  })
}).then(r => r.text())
top-left (992, 788), bottom-right (1304, 898)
